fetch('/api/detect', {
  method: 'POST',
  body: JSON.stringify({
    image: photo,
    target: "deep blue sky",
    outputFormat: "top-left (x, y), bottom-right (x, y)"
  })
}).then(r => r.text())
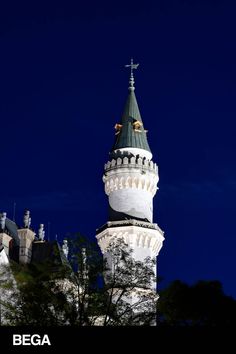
top-left (0, 0), bottom-right (235, 298)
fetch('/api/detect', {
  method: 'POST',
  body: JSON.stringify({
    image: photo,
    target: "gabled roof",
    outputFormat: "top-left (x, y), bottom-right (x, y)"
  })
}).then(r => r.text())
top-left (31, 240), bottom-right (74, 279)
top-left (31, 241), bottom-right (68, 266)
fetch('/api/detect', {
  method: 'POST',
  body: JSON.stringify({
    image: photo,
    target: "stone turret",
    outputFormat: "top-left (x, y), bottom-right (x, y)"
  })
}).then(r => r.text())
top-left (96, 60), bottom-right (164, 296)
top-left (18, 210), bottom-right (36, 264)
top-left (62, 239), bottom-right (69, 259)
top-left (38, 224), bottom-right (45, 241)
top-left (103, 152), bottom-right (158, 223)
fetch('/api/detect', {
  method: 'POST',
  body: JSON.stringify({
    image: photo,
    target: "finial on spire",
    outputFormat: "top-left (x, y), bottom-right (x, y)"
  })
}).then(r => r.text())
top-left (125, 58), bottom-right (139, 91)
top-left (38, 224), bottom-right (45, 241)
top-left (0, 212), bottom-right (7, 231)
top-left (23, 210), bottom-right (31, 228)
top-left (62, 239), bottom-right (69, 259)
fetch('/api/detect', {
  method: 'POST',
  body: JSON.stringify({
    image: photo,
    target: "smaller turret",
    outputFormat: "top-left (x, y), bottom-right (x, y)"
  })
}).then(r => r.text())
top-left (38, 224), bottom-right (45, 241)
top-left (0, 212), bottom-right (7, 231)
top-left (62, 239), bottom-right (69, 259)
top-left (18, 210), bottom-right (36, 264)
top-left (23, 210), bottom-right (31, 229)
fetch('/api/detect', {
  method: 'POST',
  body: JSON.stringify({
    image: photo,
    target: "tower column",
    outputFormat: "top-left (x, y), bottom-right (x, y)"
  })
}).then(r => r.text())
top-left (18, 210), bottom-right (35, 264)
top-left (96, 60), bottom-right (165, 322)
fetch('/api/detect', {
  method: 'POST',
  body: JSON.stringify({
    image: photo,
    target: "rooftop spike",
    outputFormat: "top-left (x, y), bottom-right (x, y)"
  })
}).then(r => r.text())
top-left (23, 210), bottom-right (31, 228)
top-left (0, 212), bottom-right (7, 231)
top-left (112, 60), bottom-right (151, 155)
top-left (125, 58), bottom-right (139, 91)
top-left (38, 224), bottom-right (45, 241)
top-left (62, 239), bottom-right (69, 259)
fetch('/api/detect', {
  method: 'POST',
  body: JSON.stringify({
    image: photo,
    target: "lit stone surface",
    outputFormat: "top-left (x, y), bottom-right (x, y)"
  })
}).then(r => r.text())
top-left (109, 189), bottom-right (153, 222)
top-left (96, 224), bottom-right (164, 258)
top-left (103, 151), bottom-right (159, 222)
top-left (116, 147), bottom-right (152, 160)
top-left (0, 246), bottom-right (9, 265)
top-left (0, 233), bottom-right (13, 257)
top-left (18, 228), bottom-right (36, 264)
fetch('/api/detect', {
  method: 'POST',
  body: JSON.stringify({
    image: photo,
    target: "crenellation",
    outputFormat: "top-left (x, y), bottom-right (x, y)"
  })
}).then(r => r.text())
top-left (137, 157), bottom-right (143, 165)
top-left (130, 156), bottom-right (136, 164)
top-left (104, 154), bottom-right (158, 174)
top-left (123, 156), bottom-right (129, 164)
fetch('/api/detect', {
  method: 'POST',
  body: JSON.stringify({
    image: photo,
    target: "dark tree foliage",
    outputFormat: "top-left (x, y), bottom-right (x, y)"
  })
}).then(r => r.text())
top-left (66, 234), bottom-right (158, 326)
top-left (3, 256), bottom-right (76, 326)
top-left (1, 234), bottom-right (158, 326)
top-left (157, 280), bottom-right (236, 327)
top-left (2, 235), bottom-right (235, 327)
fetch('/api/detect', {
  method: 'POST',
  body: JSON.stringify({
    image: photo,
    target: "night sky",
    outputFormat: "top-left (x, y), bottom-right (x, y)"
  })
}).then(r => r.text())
top-left (0, 1), bottom-right (235, 298)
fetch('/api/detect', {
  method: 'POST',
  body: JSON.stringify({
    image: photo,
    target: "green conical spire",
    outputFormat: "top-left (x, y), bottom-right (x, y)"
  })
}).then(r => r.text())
top-left (112, 60), bottom-right (151, 153)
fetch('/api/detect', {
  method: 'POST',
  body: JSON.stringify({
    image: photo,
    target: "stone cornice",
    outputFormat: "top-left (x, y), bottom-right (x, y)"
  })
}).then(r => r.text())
top-left (96, 219), bottom-right (164, 234)
top-left (96, 224), bottom-right (164, 256)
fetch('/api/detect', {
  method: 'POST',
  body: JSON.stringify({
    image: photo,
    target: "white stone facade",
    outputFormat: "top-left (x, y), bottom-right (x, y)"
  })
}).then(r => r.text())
top-left (103, 152), bottom-right (159, 222)
top-left (0, 233), bottom-right (12, 258)
top-left (96, 221), bottom-right (164, 291)
top-left (0, 227), bottom-right (36, 266)
top-left (18, 228), bottom-right (36, 264)
top-left (116, 147), bottom-right (152, 160)
top-left (0, 246), bottom-right (9, 265)
top-left (97, 223), bottom-right (164, 259)
top-left (0, 249), bottom-right (18, 325)
top-left (97, 144), bottom-right (164, 296)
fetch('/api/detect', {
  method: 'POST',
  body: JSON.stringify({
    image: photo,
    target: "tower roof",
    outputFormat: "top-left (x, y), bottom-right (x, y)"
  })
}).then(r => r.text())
top-left (0, 213), bottom-right (20, 246)
top-left (111, 60), bottom-right (151, 154)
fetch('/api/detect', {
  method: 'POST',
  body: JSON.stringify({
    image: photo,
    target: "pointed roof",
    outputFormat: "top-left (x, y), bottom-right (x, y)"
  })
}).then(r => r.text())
top-left (111, 60), bottom-right (151, 153)
top-left (0, 213), bottom-right (20, 246)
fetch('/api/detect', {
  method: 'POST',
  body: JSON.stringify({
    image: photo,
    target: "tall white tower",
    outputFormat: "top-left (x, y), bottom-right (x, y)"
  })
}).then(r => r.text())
top-left (96, 60), bottom-right (164, 294)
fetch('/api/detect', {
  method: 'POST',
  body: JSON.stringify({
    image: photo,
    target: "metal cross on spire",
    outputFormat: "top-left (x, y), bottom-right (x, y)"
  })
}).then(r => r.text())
top-left (125, 58), bottom-right (139, 90)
